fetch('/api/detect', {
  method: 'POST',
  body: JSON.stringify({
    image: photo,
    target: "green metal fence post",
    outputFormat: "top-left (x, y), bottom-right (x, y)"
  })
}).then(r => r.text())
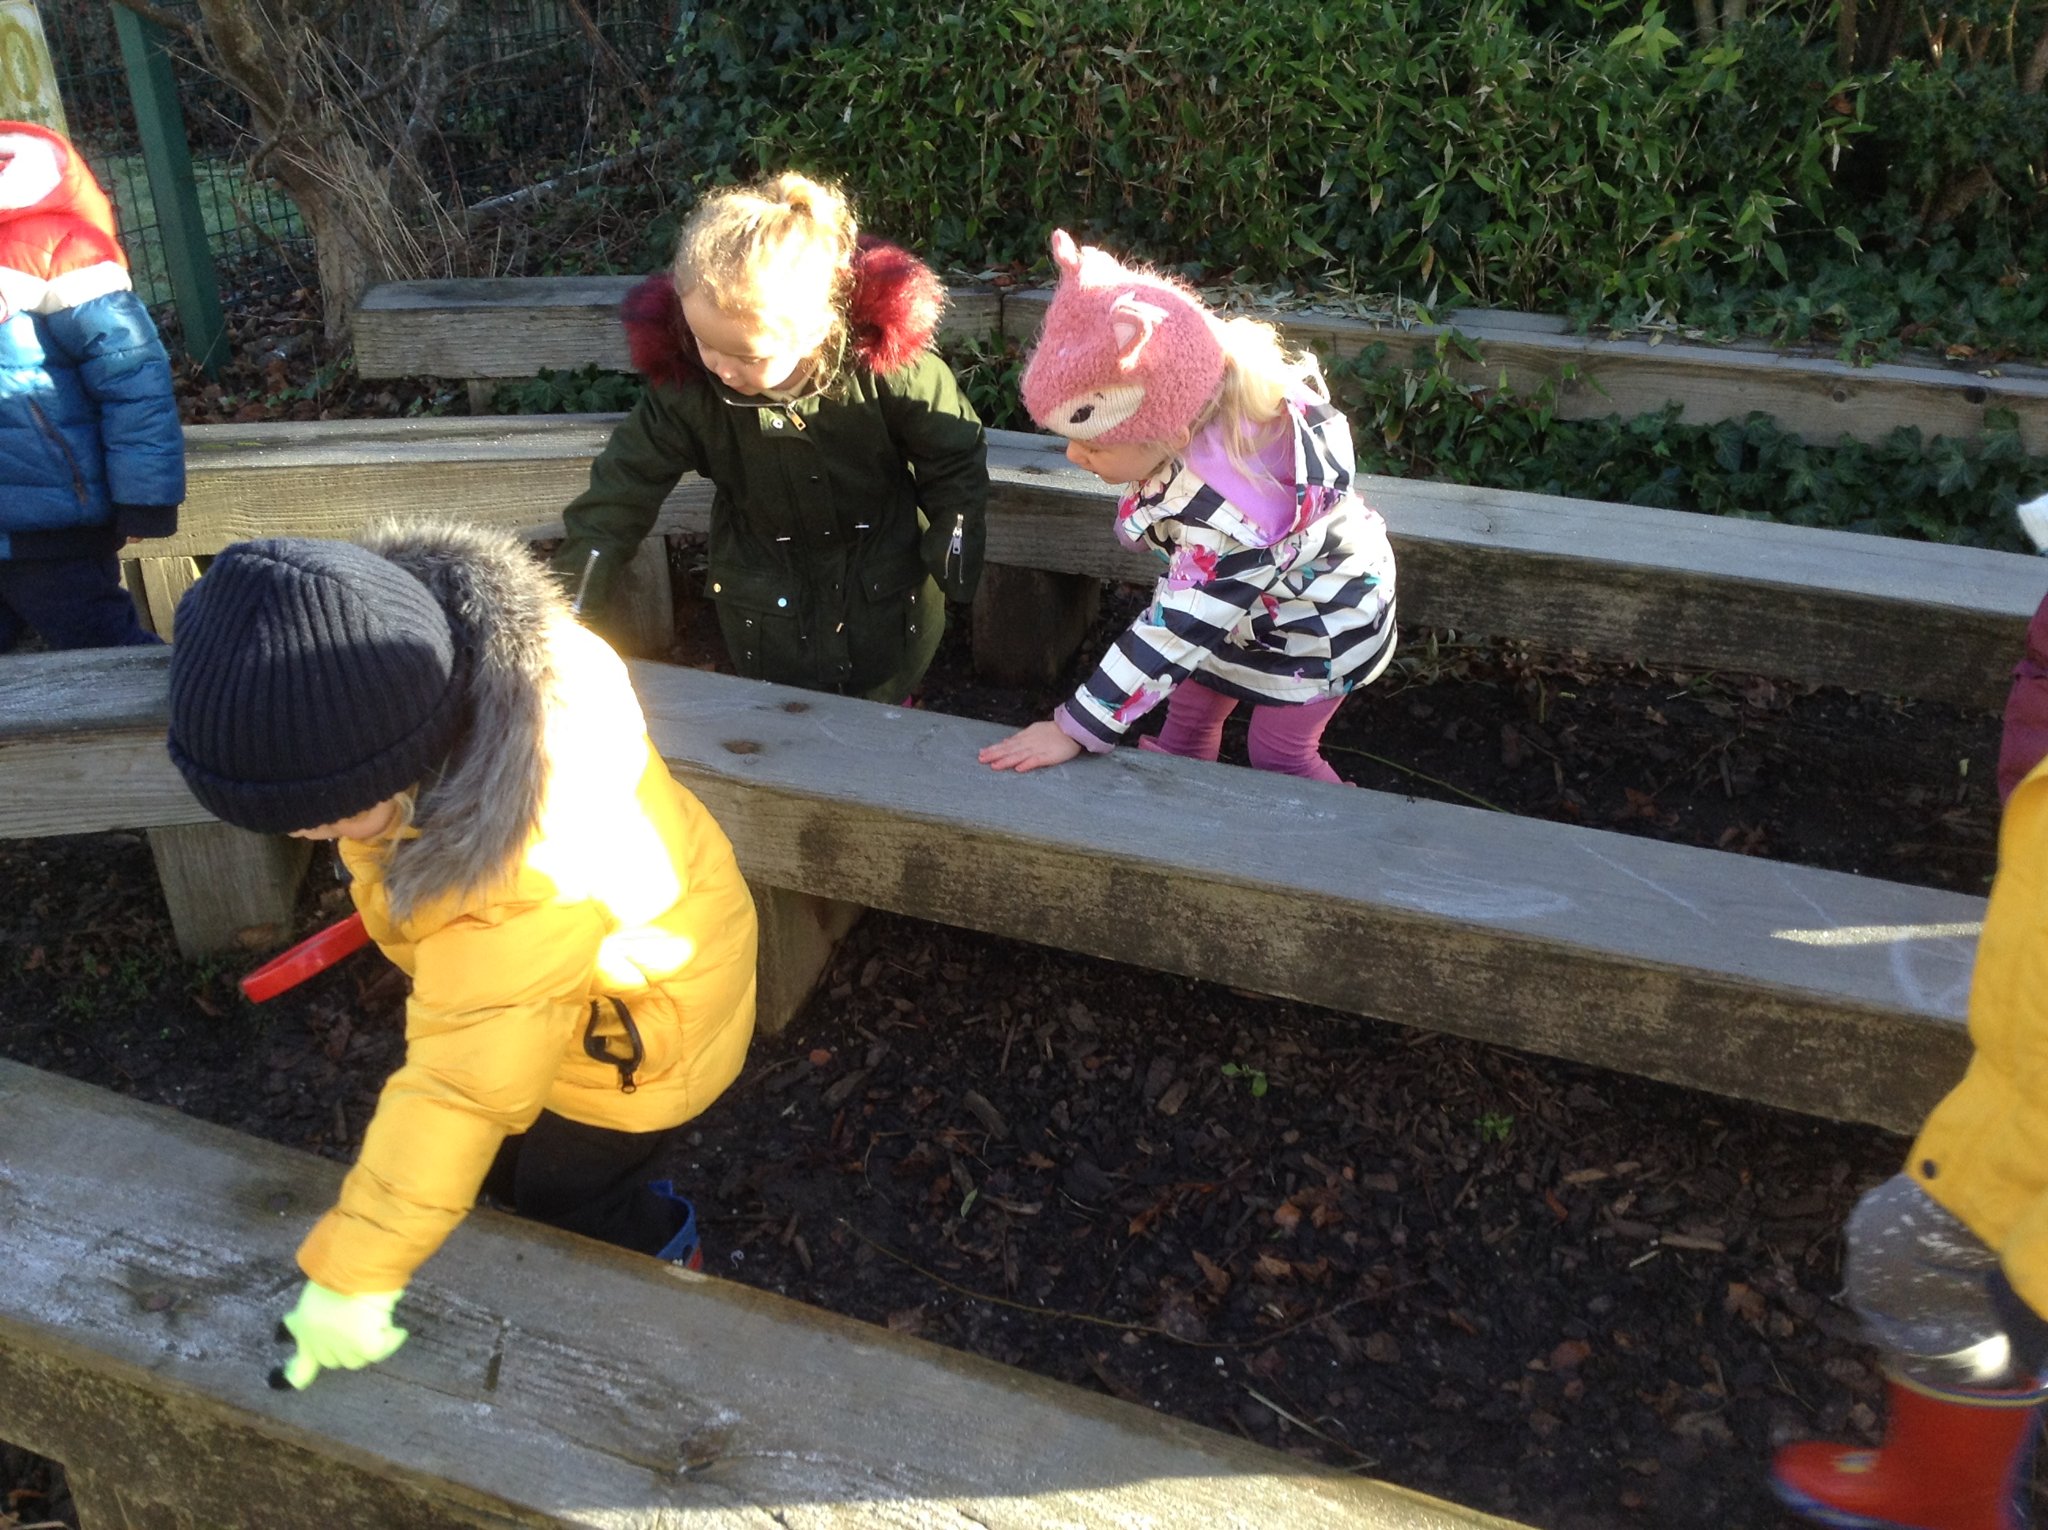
top-left (112, 4), bottom-right (227, 375)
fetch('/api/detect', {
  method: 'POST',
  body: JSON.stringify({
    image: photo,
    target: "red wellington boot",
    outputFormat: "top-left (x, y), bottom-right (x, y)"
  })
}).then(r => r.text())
top-left (1771, 1373), bottom-right (2048, 1530)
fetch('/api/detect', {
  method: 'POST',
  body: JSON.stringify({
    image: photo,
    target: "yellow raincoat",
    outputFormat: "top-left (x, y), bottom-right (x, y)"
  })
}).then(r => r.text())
top-left (1909, 754), bottom-right (2048, 1321)
top-left (295, 531), bottom-right (756, 1294)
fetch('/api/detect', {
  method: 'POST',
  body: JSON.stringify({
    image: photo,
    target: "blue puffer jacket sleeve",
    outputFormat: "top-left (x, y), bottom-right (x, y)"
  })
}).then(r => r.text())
top-left (42, 288), bottom-right (185, 513)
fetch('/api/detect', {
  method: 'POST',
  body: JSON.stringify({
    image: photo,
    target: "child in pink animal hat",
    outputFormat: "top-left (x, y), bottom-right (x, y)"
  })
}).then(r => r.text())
top-left (981, 230), bottom-right (1396, 781)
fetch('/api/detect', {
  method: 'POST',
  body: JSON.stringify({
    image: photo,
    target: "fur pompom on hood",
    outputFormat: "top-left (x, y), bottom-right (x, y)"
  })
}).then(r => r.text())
top-left (363, 521), bottom-right (563, 921)
top-left (622, 235), bottom-right (946, 391)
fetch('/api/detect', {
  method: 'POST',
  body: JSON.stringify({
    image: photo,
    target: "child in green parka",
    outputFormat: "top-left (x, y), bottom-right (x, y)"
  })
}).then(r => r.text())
top-left (553, 173), bottom-right (989, 702)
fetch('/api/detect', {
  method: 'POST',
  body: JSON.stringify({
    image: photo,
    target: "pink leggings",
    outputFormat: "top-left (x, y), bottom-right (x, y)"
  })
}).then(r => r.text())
top-left (1137, 680), bottom-right (1347, 784)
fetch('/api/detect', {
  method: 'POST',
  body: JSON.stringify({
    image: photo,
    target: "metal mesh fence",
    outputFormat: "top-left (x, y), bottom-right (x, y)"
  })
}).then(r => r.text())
top-left (45, 2), bottom-right (309, 317)
top-left (42, 2), bottom-right (675, 331)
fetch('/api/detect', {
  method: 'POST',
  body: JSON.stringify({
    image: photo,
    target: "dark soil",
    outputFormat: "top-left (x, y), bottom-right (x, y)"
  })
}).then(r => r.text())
top-left (0, 565), bottom-right (2022, 1530)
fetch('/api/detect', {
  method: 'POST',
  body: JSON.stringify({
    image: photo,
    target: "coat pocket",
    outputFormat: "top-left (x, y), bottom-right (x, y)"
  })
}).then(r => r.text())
top-left (858, 545), bottom-right (929, 641)
top-left (705, 564), bottom-right (804, 679)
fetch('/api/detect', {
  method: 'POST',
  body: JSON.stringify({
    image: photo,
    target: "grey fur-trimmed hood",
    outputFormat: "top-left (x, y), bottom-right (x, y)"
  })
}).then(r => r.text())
top-left (362, 521), bottom-right (563, 921)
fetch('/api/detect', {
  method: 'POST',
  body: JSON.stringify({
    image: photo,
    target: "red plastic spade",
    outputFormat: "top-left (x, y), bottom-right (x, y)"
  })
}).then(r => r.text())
top-left (240, 913), bottom-right (371, 1002)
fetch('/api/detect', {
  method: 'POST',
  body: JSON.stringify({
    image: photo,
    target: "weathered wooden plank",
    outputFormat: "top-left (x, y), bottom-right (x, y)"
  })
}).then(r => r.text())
top-left (135, 553), bottom-right (201, 640)
top-left (148, 418), bottom-right (2047, 708)
top-left (147, 822), bottom-right (311, 956)
top-left (969, 563), bottom-right (1100, 686)
top-left (0, 650), bottom-right (203, 837)
top-left (0, 645), bottom-right (179, 740)
top-left (161, 415), bottom-right (711, 553)
top-left (599, 536), bottom-right (676, 659)
top-left (0, 1060), bottom-right (1523, 1530)
top-left (988, 432), bottom-right (2044, 710)
top-left (0, 649), bottom-right (1984, 1126)
top-left (1001, 290), bottom-right (2048, 452)
top-left (638, 669), bottom-right (1979, 1132)
top-left (356, 278), bottom-right (2048, 449)
top-left (356, 278), bottom-right (1004, 383)
top-left (118, 557), bottom-right (155, 632)
top-left (751, 882), bottom-right (863, 1035)
top-left (0, 654), bottom-right (307, 954)
top-left (357, 276), bottom-right (637, 378)
top-left (0, 731), bottom-right (205, 837)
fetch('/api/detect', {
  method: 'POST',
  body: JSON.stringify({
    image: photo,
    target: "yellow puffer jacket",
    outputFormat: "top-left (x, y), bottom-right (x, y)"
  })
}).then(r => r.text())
top-left (295, 527), bottom-right (756, 1295)
top-left (1909, 752), bottom-right (2048, 1321)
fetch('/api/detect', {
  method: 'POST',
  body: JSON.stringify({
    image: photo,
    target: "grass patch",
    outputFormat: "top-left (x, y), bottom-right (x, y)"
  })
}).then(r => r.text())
top-left (94, 151), bottom-right (303, 306)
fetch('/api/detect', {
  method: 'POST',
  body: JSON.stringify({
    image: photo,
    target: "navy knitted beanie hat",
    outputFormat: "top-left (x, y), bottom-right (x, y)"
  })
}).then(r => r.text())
top-left (166, 538), bottom-right (467, 834)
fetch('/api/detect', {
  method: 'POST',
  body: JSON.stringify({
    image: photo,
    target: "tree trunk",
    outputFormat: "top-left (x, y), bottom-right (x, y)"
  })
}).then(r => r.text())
top-left (264, 132), bottom-right (406, 339)
top-left (172, 0), bottom-right (453, 340)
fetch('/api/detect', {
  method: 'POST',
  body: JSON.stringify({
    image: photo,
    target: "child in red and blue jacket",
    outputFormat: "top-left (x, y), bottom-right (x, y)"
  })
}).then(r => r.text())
top-left (0, 120), bottom-right (184, 651)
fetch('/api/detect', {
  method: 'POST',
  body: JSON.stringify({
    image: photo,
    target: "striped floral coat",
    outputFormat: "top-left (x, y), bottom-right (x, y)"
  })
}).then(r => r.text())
top-left (1055, 387), bottom-right (1397, 752)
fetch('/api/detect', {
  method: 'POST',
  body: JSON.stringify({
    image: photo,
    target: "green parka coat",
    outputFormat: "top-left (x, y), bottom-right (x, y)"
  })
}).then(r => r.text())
top-left (553, 241), bottom-right (988, 700)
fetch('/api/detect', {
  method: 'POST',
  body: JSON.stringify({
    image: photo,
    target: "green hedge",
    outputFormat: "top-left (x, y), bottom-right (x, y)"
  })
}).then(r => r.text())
top-left (1331, 339), bottom-right (2048, 551)
top-left (660, 0), bottom-right (2045, 355)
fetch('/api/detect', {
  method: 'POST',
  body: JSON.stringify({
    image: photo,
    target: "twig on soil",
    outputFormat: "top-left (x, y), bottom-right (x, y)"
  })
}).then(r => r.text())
top-left (841, 1219), bottom-right (1411, 1349)
top-left (1767, 1352), bottom-right (1813, 1411)
top-left (1242, 1385), bottom-right (1379, 1469)
top-left (1320, 744), bottom-right (1508, 813)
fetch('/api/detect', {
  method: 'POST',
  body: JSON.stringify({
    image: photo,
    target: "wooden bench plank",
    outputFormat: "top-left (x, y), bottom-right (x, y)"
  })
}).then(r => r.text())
top-left (0, 649), bottom-right (212, 836)
top-left (132, 553), bottom-right (201, 639)
top-left (156, 417), bottom-right (2047, 709)
top-left (166, 415), bottom-right (709, 549)
top-left (634, 667), bottom-right (1980, 1133)
top-left (999, 291), bottom-right (2048, 453)
top-left (0, 648), bottom-right (1975, 1129)
top-left (0, 1059), bottom-right (1527, 1530)
top-left (357, 278), bottom-right (2048, 451)
top-left (146, 821), bottom-right (312, 955)
top-left (356, 277), bottom-right (1004, 382)
top-left (989, 433), bottom-right (2044, 709)
top-left (0, 653), bottom-right (310, 954)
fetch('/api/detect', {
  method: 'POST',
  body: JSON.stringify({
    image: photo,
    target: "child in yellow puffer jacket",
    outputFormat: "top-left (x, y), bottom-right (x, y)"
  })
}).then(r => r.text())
top-left (165, 524), bottom-right (757, 1390)
top-left (1771, 752), bottom-right (2048, 1529)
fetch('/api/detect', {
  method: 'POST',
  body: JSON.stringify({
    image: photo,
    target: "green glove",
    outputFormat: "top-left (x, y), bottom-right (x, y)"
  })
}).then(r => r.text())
top-left (272, 1281), bottom-right (408, 1390)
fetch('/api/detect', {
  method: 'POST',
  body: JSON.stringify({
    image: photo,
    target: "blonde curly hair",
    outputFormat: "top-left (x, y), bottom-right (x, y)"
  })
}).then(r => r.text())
top-left (672, 172), bottom-right (857, 351)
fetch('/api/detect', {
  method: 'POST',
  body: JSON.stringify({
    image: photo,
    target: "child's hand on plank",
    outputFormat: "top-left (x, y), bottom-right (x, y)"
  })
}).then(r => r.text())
top-left (979, 720), bottom-right (1083, 773)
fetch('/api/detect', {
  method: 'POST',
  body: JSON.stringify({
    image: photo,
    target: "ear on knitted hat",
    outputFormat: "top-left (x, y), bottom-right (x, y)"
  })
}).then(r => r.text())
top-left (1021, 228), bottom-right (1223, 448)
top-left (166, 539), bottom-right (468, 835)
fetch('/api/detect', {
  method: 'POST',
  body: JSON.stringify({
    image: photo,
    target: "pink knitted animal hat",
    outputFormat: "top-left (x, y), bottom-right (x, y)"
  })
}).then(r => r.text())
top-left (1020, 229), bottom-right (1224, 447)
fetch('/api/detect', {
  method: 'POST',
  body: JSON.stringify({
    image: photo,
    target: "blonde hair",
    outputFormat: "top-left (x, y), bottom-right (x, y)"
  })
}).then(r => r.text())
top-left (672, 172), bottom-right (857, 360)
top-left (1192, 314), bottom-right (1327, 477)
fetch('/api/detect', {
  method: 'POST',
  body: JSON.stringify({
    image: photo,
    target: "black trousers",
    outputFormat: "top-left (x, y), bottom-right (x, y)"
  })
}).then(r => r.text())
top-left (0, 541), bottom-right (158, 653)
top-left (480, 1109), bottom-right (684, 1255)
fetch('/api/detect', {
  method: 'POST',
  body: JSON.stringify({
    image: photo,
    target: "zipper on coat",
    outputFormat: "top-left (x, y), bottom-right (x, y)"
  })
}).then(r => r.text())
top-left (26, 399), bottom-right (90, 508)
top-left (581, 997), bottom-right (644, 1094)
top-left (944, 514), bottom-right (964, 582)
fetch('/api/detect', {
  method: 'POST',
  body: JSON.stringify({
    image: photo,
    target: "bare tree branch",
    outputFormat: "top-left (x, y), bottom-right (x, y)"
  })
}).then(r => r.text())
top-left (191, 0), bottom-right (293, 123)
top-left (462, 137), bottom-right (674, 227)
top-left (398, 0), bottom-right (463, 161)
top-left (356, 0), bottom-right (459, 112)
top-left (561, 0), bottom-right (658, 116)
